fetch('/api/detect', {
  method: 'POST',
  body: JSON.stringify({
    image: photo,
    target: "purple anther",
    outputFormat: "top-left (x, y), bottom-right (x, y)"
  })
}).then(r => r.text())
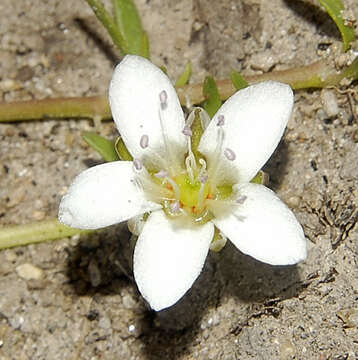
top-left (199, 175), bottom-right (209, 184)
top-left (182, 125), bottom-right (192, 137)
top-left (224, 147), bottom-right (236, 161)
top-left (159, 90), bottom-right (168, 110)
top-left (170, 200), bottom-right (181, 213)
top-left (236, 195), bottom-right (247, 204)
top-left (133, 158), bottom-right (143, 171)
top-left (216, 115), bottom-right (225, 127)
top-left (155, 170), bottom-right (169, 178)
top-left (140, 134), bottom-right (149, 149)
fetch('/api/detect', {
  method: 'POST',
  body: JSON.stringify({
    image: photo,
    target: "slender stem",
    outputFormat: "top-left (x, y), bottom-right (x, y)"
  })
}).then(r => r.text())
top-left (0, 57), bottom-right (357, 123)
top-left (84, 0), bottom-right (128, 54)
top-left (0, 95), bottom-right (111, 122)
top-left (176, 57), bottom-right (358, 104)
top-left (0, 219), bottom-right (90, 250)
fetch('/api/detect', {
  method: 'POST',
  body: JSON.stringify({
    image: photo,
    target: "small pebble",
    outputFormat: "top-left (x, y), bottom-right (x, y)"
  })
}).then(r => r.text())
top-left (286, 195), bottom-right (301, 208)
top-left (88, 259), bottom-right (101, 287)
top-left (320, 89), bottom-right (339, 118)
top-left (98, 316), bottom-right (111, 330)
top-left (16, 263), bottom-right (44, 280)
top-left (32, 210), bottom-right (45, 220)
top-left (128, 324), bottom-right (136, 333)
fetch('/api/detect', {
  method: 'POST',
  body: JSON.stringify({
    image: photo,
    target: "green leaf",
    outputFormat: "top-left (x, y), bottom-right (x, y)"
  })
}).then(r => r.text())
top-left (115, 137), bottom-right (133, 161)
top-left (231, 70), bottom-right (249, 90)
top-left (319, 0), bottom-right (355, 52)
top-left (175, 62), bottom-right (192, 87)
top-left (83, 132), bottom-right (119, 162)
top-left (84, 0), bottom-right (128, 54)
top-left (203, 76), bottom-right (222, 118)
top-left (112, 0), bottom-right (148, 57)
top-left (251, 170), bottom-right (269, 185)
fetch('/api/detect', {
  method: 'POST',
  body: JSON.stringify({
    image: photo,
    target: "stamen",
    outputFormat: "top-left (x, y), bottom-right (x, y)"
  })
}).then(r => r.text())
top-left (159, 90), bottom-right (168, 110)
top-left (133, 167), bottom-right (172, 202)
top-left (207, 127), bottom-right (225, 190)
top-left (157, 90), bottom-right (179, 175)
top-left (198, 158), bottom-right (207, 179)
top-left (155, 170), bottom-right (169, 178)
top-left (224, 148), bottom-right (236, 161)
top-left (236, 195), bottom-right (247, 204)
top-left (140, 134), bottom-right (149, 149)
top-left (133, 158), bottom-right (143, 171)
top-left (185, 156), bottom-right (195, 183)
top-left (185, 131), bottom-right (197, 183)
top-left (165, 177), bottom-right (181, 200)
top-left (182, 125), bottom-right (192, 137)
top-left (199, 174), bottom-right (208, 184)
top-left (216, 114), bottom-right (225, 127)
top-left (170, 200), bottom-right (181, 213)
top-left (196, 180), bottom-right (208, 212)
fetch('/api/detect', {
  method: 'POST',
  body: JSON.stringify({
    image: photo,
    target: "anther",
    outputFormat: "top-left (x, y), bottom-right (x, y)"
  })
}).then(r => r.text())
top-left (236, 195), bottom-right (247, 204)
top-left (155, 170), bottom-right (169, 178)
top-left (170, 200), bottom-right (181, 213)
top-left (224, 147), bottom-right (236, 161)
top-left (140, 134), bottom-right (149, 149)
top-left (216, 115), bottom-right (225, 127)
top-left (133, 158), bottom-right (143, 171)
top-left (159, 90), bottom-right (168, 110)
top-left (182, 125), bottom-right (192, 137)
top-left (199, 175), bottom-right (208, 184)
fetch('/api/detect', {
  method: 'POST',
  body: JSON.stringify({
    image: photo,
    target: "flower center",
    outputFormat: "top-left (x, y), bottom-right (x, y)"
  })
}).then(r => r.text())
top-left (132, 90), bottom-right (244, 224)
top-left (175, 174), bottom-right (209, 208)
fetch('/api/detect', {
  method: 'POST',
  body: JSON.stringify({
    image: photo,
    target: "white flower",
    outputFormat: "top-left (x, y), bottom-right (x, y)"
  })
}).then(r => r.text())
top-left (59, 55), bottom-right (307, 311)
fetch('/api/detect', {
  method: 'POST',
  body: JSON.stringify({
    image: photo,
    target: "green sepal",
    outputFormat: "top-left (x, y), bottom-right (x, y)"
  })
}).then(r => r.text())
top-left (203, 76), bottom-right (222, 118)
top-left (115, 137), bottom-right (133, 161)
top-left (190, 108), bottom-right (205, 163)
top-left (210, 227), bottom-right (227, 252)
top-left (231, 70), bottom-right (249, 90)
top-left (141, 31), bottom-right (151, 59)
top-left (82, 131), bottom-right (120, 162)
top-left (319, 0), bottom-right (355, 52)
top-left (112, 0), bottom-right (148, 57)
top-left (159, 65), bottom-right (168, 74)
top-left (175, 61), bottom-right (192, 87)
top-left (251, 170), bottom-right (269, 185)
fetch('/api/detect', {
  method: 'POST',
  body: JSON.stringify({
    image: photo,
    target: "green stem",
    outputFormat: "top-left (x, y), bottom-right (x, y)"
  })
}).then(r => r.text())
top-left (0, 219), bottom-right (90, 250)
top-left (0, 95), bottom-right (111, 122)
top-left (84, 0), bottom-right (128, 54)
top-left (0, 57), bottom-right (357, 123)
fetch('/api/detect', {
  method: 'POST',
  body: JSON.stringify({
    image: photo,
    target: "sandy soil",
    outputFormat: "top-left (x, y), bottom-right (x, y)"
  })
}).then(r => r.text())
top-left (0, 0), bottom-right (358, 359)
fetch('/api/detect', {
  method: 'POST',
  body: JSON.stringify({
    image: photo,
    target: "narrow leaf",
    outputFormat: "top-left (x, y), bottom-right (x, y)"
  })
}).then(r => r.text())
top-left (83, 132), bottom-right (119, 162)
top-left (85, 0), bottom-right (128, 54)
top-left (203, 76), bottom-right (222, 118)
top-left (319, 0), bottom-right (355, 52)
top-left (112, 0), bottom-right (147, 57)
top-left (231, 70), bottom-right (249, 90)
top-left (175, 62), bottom-right (192, 87)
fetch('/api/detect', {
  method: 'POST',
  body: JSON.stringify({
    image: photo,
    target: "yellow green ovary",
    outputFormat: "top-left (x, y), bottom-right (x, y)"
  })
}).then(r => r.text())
top-left (175, 174), bottom-right (209, 207)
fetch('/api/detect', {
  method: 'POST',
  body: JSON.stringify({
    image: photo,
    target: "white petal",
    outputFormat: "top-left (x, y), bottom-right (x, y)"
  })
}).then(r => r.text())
top-left (213, 183), bottom-right (307, 265)
top-left (133, 210), bottom-right (214, 311)
top-left (109, 55), bottom-right (187, 171)
top-left (198, 81), bottom-right (293, 184)
top-left (59, 161), bottom-right (161, 229)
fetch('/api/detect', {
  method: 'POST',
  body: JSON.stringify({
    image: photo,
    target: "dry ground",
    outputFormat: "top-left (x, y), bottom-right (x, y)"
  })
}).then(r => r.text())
top-left (0, 0), bottom-right (358, 359)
